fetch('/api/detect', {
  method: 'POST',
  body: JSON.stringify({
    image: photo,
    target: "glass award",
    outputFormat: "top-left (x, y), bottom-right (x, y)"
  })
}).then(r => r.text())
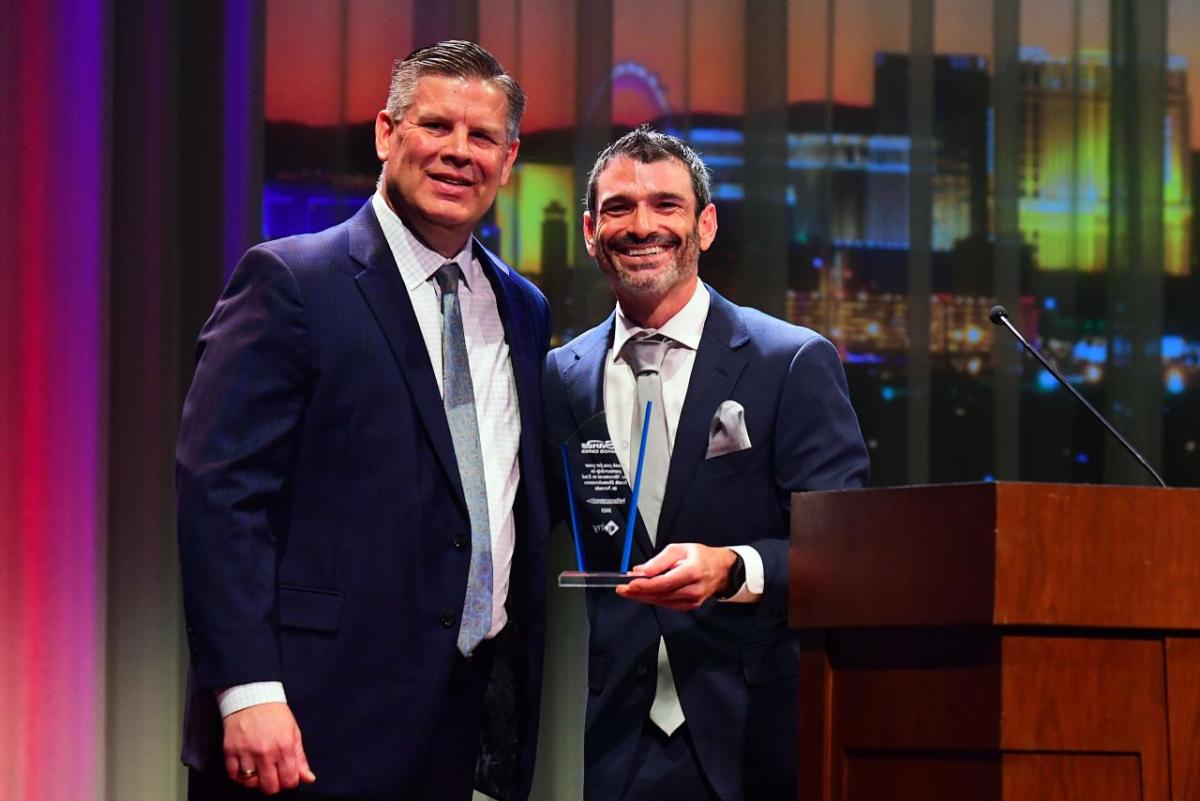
top-left (557, 403), bottom-right (654, 588)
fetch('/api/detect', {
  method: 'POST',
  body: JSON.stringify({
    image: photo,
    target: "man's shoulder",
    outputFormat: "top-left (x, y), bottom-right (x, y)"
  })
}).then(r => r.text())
top-left (547, 319), bottom-right (611, 371)
top-left (217, 217), bottom-right (359, 307)
top-left (740, 306), bottom-right (826, 350)
top-left (709, 290), bottom-right (830, 356)
top-left (249, 217), bottom-right (355, 275)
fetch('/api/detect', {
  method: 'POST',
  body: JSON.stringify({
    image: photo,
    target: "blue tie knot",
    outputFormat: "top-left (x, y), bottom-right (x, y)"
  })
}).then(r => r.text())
top-left (435, 262), bottom-right (463, 296)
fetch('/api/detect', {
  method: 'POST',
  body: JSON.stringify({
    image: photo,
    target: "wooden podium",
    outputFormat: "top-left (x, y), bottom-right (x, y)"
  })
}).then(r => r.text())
top-left (790, 482), bottom-right (1200, 801)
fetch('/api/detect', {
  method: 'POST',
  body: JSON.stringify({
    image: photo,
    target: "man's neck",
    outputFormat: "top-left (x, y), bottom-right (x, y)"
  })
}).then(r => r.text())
top-left (381, 190), bottom-right (472, 259)
top-left (617, 277), bottom-right (699, 330)
top-left (410, 224), bottom-right (472, 260)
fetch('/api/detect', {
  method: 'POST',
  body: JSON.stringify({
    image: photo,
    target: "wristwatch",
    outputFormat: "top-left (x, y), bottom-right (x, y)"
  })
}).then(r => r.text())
top-left (715, 552), bottom-right (746, 601)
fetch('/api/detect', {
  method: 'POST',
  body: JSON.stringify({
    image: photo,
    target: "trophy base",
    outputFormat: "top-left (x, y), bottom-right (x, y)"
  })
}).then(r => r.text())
top-left (558, 571), bottom-right (644, 588)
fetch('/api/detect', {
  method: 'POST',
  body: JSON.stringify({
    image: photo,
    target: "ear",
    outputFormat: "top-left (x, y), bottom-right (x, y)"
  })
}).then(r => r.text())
top-left (697, 203), bottom-right (718, 251)
top-left (499, 137), bottom-right (520, 186)
top-left (374, 110), bottom-right (396, 162)
top-left (582, 211), bottom-right (597, 257)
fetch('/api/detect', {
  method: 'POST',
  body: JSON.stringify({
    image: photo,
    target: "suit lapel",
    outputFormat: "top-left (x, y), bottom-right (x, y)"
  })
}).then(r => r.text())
top-left (348, 203), bottom-right (467, 510)
top-left (562, 319), bottom-right (611, 435)
top-left (658, 288), bottom-right (749, 544)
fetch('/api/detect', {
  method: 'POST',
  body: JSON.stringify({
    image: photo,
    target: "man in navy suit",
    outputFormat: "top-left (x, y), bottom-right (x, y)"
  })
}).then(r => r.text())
top-left (544, 127), bottom-right (869, 801)
top-left (178, 41), bottom-right (550, 800)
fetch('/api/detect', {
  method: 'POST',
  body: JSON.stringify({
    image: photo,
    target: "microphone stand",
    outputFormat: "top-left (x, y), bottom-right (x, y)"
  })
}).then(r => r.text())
top-left (989, 305), bottom-right (1167, 488)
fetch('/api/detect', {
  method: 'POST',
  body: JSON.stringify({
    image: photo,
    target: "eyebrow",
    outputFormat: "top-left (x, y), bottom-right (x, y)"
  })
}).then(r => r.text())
top-left (413, 111), bottom-right (505, 135)
top-left (599, 191), bottom-right (690, 209)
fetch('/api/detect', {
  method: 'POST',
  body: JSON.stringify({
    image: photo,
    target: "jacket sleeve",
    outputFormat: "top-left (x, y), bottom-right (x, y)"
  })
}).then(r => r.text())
top-left (753, 334), bottom-right (870, 619)
top-left (177, 245), bottom-right (311, 690)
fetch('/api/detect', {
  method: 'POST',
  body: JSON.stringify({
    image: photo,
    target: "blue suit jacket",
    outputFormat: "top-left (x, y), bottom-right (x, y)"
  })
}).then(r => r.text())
top-left (544, 287), bottom-right (868, 801)
top-left (177, 201), bottom-right (551, 800)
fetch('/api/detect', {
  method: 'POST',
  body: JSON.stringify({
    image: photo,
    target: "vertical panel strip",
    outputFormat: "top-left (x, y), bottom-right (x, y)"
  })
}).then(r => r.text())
top-left (742, 0), bottom-right (790, 318)
top-left (907, 0), bottom-right (935, 484)
top-left (571, 0), bottom-right (614, 323)
top-left (223, 0), bottom-right (265, 278)
top-left (1106, 0), bottom-right (1166, 484)
top-left (105, 0), bottom-right (187, 798)
top-left (992, 0), bottom-right (1021, 479)
top-left (0, 1), bottom-right (108, 799)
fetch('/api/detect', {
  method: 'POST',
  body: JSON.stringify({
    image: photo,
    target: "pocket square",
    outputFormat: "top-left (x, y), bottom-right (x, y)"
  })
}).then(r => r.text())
top-left (706, 400), bottom-right (752, 459)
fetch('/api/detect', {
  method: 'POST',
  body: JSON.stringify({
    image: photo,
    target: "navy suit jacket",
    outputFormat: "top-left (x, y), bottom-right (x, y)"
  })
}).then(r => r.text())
top-left (544, 286), bottom-right (868, 801)
top-left (177, 201), bottom-right (551, 800)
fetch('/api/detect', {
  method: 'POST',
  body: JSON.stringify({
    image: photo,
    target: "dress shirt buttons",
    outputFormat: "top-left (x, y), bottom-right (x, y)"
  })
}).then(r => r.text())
top-left (440, 610), bottom-right (456, 629)
top-left (635, 663), bottom-right (649, 678)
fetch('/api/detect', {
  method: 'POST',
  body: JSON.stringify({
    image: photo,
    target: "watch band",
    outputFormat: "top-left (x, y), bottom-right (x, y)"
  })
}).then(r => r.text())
top-left (715, 552), bottom-right (746, 601)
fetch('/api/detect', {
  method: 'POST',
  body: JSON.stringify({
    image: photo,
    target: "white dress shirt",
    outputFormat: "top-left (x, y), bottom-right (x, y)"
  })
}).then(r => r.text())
top-left (603, 279), bottom-right (763, 602)
top-left (218, 194), bottom-right (522, 717)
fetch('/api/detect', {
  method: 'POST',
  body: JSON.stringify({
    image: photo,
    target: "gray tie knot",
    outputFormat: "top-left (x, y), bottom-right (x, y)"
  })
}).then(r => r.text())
top-left (623, 334), bottom-right (673, 377)
top-left (435, 262), bottom-right (463, 296)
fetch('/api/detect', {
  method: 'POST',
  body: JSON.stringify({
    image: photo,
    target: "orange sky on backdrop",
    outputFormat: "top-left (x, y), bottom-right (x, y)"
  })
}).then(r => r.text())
top-left (266, 0), bottom-right (411, 125)
top-left (611, 0), bottom-right (688, 125)
top-left (266, 0), bottom-right (344, 125)
top-left (266, 0), bottom-right (1200, 148)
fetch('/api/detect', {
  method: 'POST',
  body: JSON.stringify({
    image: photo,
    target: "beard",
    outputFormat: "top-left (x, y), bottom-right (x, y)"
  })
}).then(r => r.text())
top-left (593, 226), bottom-right (701, 299)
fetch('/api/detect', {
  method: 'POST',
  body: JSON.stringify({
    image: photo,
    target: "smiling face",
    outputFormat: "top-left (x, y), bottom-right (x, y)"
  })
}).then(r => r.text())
top-left (375, 74), bottom-right (519, 257)
top-left (583, 155), bottom-right (717, 326)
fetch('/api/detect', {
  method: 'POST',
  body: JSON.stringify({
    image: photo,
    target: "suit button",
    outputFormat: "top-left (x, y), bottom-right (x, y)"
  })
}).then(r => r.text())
top-left (452, 533), bottom-right (468, 550)
top-left (441, 610), bottom-right (456, 629)
top-left (635, 663), bottom-right (649, 678)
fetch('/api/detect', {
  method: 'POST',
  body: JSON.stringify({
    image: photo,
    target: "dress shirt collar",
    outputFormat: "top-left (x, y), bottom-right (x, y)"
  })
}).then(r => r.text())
top-left (612, 279), bottom-right (710, 365)
top-left (371, 191), bottom-right (477, 292)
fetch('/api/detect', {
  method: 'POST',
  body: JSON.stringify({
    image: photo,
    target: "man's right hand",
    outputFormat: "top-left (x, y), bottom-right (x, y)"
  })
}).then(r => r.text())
top-left (222, 702), bottom-right (317, 795)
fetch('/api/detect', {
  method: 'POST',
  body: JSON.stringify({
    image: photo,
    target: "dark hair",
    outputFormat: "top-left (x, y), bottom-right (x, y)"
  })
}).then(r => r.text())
top-left (585, 125), bottom-right (713, 216)
top-left (386, 40), bottom-right (526, 142)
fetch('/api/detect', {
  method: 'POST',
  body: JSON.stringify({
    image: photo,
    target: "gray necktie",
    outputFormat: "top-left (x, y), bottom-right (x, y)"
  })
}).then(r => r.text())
top-left (622, 333), bottom-right (685, 735)
top-left (436, 262), bottom-right (492, 656)
top-left (623, 334), bottom-right (673, 542)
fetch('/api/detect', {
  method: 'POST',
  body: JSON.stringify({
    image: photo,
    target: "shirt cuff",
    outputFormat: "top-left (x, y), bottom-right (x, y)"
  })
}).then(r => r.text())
top-left (217, 682), bottom-right (288, 717)
top-left (720, 545), bottom-right (764, 603)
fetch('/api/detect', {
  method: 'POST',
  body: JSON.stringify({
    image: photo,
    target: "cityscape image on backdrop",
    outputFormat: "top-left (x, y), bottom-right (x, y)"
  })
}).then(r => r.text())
top-left (260, 0), bottom-right (1200, 487)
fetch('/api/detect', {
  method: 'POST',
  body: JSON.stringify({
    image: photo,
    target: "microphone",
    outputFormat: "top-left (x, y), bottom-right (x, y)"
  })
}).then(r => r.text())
top-left (988, 305), bottom-right (1167, 488)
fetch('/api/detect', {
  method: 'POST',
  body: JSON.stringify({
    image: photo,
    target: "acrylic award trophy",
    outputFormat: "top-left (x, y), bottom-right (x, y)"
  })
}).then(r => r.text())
top-left (557, 403), bottom-right (654, 588)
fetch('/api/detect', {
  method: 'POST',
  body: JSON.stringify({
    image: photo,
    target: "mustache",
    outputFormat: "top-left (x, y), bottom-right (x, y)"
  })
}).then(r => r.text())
top-left (605, 232), bottom-right (682, 251)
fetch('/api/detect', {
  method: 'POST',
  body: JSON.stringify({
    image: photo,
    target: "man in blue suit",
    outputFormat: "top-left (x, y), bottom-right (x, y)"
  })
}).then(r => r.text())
top-left (544, 127), bottom-right (869, 801)
top-left (178, 41), bottom-right (550, 800)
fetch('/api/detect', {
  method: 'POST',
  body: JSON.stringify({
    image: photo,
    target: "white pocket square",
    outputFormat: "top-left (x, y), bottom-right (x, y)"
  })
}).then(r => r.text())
top-left (706, 400), bottom-right (752, 459)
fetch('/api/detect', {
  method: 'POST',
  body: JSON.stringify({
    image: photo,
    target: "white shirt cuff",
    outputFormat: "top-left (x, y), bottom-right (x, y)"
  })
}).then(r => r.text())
top-left (217, 682), bottom-right (287, 717)
top-left (721, 545), bottom-right (764, 603)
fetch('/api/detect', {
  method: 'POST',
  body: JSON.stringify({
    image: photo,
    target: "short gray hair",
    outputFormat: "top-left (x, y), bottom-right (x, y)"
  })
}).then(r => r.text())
top-left (385, 40), bottom-right (526, 143)
top-left (585, 125), bottom-right (713, 217)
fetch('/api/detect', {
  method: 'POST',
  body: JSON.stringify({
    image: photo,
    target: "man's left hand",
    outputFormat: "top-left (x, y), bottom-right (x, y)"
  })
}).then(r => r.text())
top-left (615, 543), bottom-right (737, 610)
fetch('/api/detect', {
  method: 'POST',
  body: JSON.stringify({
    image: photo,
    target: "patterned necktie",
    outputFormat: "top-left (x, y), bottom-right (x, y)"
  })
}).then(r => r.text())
top-left (436, 262), bottom-right (492, 656)
top-left (622, 332), bottom-right (685, 736)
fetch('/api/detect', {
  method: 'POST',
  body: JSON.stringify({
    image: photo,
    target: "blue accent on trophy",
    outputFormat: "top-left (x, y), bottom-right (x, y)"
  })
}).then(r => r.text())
top-left (558, 403), bottom-right (652, 588)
